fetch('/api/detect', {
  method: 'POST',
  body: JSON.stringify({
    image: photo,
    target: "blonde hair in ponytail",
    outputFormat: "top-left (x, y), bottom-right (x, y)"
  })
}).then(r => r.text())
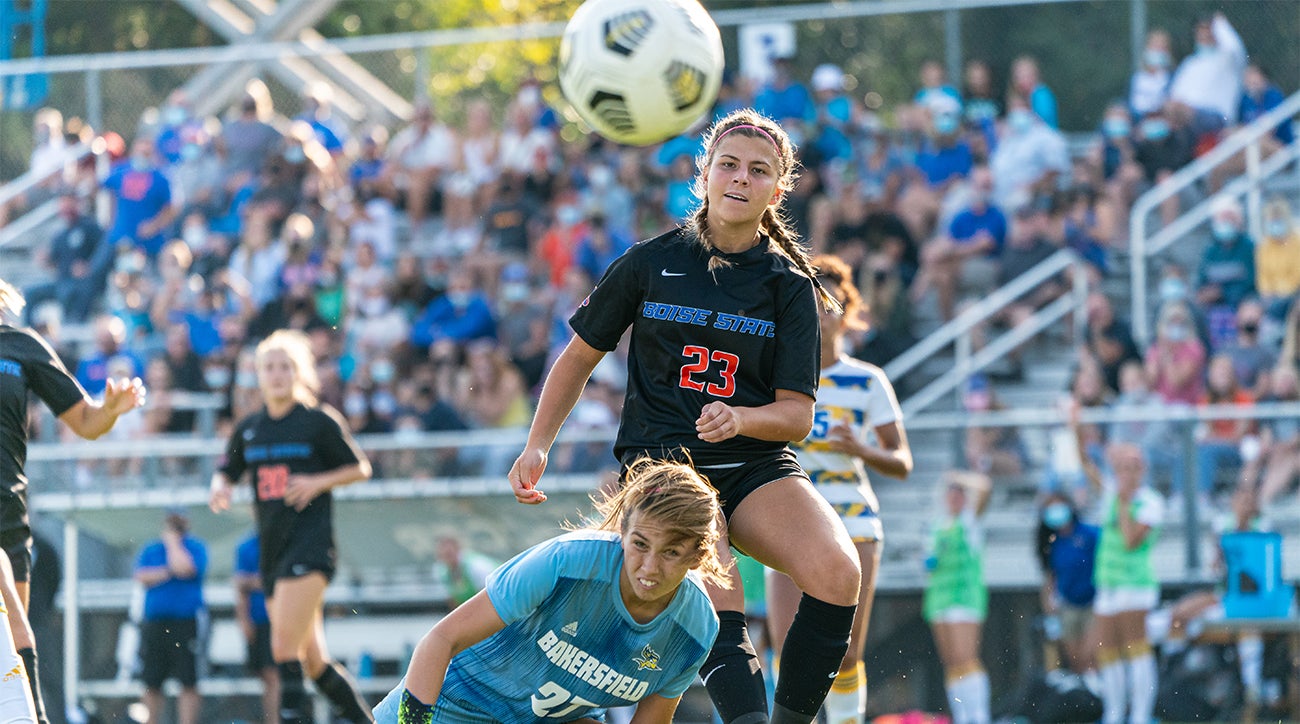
top-left (684, 109), bottom-right (841, 313)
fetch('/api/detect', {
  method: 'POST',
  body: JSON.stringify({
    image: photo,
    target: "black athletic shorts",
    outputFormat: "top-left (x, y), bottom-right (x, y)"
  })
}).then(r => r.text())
top-left (1, 488), bottom-right (31, 582)
top-left (261, 542), bottom-right (336, 599)
top-left (139, 618), bottom-right (200, 689)
top-left (246, 621), bottom-right (273, 673)
top-left (621, 449), bottom-right (808, 522)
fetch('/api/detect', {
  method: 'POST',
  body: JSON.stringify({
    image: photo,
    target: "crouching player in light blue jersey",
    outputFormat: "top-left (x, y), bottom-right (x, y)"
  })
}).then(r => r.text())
top-left (375, 458), bottom-right (727, 723)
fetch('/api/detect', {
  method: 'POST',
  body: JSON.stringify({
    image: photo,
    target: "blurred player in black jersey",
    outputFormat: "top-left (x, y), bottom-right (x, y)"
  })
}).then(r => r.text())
top-left (0, 279), bottom-right (146, 723)
top-left (209, 330), bottom-right (374, 724)
top-left (508, 110), bottom-right (860, 724)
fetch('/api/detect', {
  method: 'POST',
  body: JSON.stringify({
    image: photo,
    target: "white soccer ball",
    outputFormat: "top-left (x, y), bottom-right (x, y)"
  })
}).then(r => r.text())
top-left (558, 0), bottom-right (725, 146)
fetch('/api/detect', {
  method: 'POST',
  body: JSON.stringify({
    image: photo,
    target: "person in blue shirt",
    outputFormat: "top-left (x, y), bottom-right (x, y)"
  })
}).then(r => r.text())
top-left (753, 56), bottom-right (814, 130)
top-left (1036, 494), bottom-right (1100, 675)
top-left (410, 269), bottom-right (497, 351)
top-left (377, 457), bottom-right (725, 723)
top-left (134, 511), bottom-right (208, 724)
top-left (102, 138), bottom-right (176, 258)
top-left (1011, 56), bottom-right (1059, 128)
top-left (575, 215), bottom-right (635, 283)
top-left (235, 533), bottom-right (277, 724)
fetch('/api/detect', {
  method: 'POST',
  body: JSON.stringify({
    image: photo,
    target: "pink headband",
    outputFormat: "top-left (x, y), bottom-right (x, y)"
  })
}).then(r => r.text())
top-left (713, 123), bottom-right (780, 152)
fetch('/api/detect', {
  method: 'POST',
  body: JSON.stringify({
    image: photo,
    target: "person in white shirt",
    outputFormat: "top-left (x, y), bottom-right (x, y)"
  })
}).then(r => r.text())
top-left (990, 95), bottom-right (1070, 212)
top-left (384, 102), bottom-right (459, 230)
top-left (1129, 29), bottom-right (1172, 119)
top-left (1168, 12), bottom-right (1247, 135)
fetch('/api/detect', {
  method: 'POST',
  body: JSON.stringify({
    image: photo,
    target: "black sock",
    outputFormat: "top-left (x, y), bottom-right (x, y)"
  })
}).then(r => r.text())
top-left (314, 660), bottom-right (374, 722)
top-left (700, 610), bottom-right (769, 723)
top-left (277, 661), bottom-right (308, 724)
top-left (398, 689), bottom-right (435, 724)
top-left (772, 594), bottom-right (856, 722)
top-left (18, 648), bottom-right (48, 724)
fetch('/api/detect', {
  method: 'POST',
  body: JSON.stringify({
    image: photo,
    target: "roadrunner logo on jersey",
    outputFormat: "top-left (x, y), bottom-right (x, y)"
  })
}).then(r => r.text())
top-left (602, 10), bottom-right (653, 56)
top-left (633, 644), bottom-right (661, 671)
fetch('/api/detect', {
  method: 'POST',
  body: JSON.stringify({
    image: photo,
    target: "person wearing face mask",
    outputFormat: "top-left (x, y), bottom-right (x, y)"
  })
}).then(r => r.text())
top-left (1195, 196), bottom-right (1256, 340)
top-left (24, 190), bottom-right (107, 324)
top-left (1133, 105), bottom-right (1196, 225)
top-left (912, 165), bottom-right (1005, 321)
top-left (914, 98), bottom-right (973, 190)
top-left (409, 270), bottom-right (497, 353)
top-left (218, 81), bottom-right (282, 186)
top-left (1145, 301), bottom-right (1206, 406)
top-left (1128, 29), bottom-right (1173, 119)
top-left (1168, 12), bottom-right (1247, 138)
top-left (102, 137), bottom-right (177, 258)
top-left (1255, 198), bottom-right (1300, 322)
top-left (1035, 493), bottom-right (1100, 676)
top-left (989, 95), bottom-right (1069, 212)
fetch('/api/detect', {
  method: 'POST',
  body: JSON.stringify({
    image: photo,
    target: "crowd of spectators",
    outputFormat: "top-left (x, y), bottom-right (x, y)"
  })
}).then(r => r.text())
top-left (4, 11), bottom-right (1296, 504)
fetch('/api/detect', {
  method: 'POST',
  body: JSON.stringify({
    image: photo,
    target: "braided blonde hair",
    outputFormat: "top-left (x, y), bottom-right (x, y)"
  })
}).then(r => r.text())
top-left (685, 109), bottom-right (840, 312)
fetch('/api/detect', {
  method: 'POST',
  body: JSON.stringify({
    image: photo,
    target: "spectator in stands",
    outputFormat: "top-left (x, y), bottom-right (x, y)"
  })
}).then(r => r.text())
top-left (574, 213), bottom-right (634, 283)
top-left (1256, 198), bottom-right (1300, 323)
top-left (914, 95), bottom-right (973, 191)
top-left (133, 510), bottom-right (207, 724)
top-left (103, 137), bottom-right (176, 258)
top-left (1195, 195), bottom-right (1256, 347)
top-left (219, 81), bottom-right (282, 184)
top-left (923, 470), bottom-right (993, 724)
top-left (1209, 63), bottom-right (1296, 192)
top-left (228, 212), bottom-right (287, 311)
top-left (1196, 354), bottom-right (1254, 506)
top-left (497, 97), bottom-right (557, 191)
top-left (409, 268), bottom-right (496, 353)
top-left (753, 54), bottom-right (814, 130)
top-left (24, 189), bottom-right (108, 324)
top-left (963, 375), bottom-right (1028, 477)
top-left (75, 315), bottom-right (144, 397)
top-left (454, 339), bottom-right (531, 430)
top-left (990, 94), bottom-right (1070, 212)
top-left (1284, 304), bottom-right (1300, 373)
top-left (995, 196), bottom-right (1065, 335)
top-left (537, 194), bottom-right (591, 285)
top-left (1145, 300), bottom-right (1206, 406)
top-left (1132, 103), bottom-right (1197, 226)
top-left (1221, 299), bottom-right (1277, 395)
top-left (961, 59), bottom-right (999, 130)
top-left (430, 535), bottom-right (499, 610)
top-left (294, 83), bottom-right (346, 156)
top-left (153, 89), bottom-right (201, 167)
top-left (1083, 291), bottom-right (1141, 395)
top-left (383, 101), bottom-right (459, 232)
top-left (1129, 29), bottom-right (1173, 119)
top-left (810, 63), bottom-right (857, 164)
top-left (1011, 55), bottom-right (1058, 128)
top-left (1168, 12), bottom-right (1247, 137)
top-left (1254, 364), bottom-right (1300, 505)
top-left (912, 164), bottom-right (1004, 320)
top-left (914, 59), bottom-right (962, 116)
top-left (1107, 361), bottom-right (1182, 497)
top-left (233, 533), bottom-right (277, 724)
top-left (1035, 492), bottom-right (1100, 675)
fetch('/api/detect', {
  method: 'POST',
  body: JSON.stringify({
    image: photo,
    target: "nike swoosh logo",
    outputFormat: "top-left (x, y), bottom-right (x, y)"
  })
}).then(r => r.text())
top-left (661, 269), bottom-right (686, 277)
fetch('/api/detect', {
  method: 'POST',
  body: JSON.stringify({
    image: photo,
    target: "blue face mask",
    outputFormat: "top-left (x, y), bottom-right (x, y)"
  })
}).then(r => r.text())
top-left (1266, 221), bottom-right (1288, 239)
top-left (1196, 42), bottom-right (1215, 55)
top-left (1007, 109), bottom-right (1034, 134)
top-left (130, 155), bottom-right (151, 172)
top-left (1141, 118), bottom-right (1170, 140)
top-left (1043, 502), bottom-right (1072, 530)
top-left (285, 146), bottom-right (307, 164)
top-left (1212, 221), bottom-right (1238, 242)
top-left (180, 143), bottom-right (202, 162)
top-left (934, 114), bottom-right (960, 136)
top-left (1143, 48), bottom-right (1170, 69)
top-left (1103, 117), bottom-right (1131, 139)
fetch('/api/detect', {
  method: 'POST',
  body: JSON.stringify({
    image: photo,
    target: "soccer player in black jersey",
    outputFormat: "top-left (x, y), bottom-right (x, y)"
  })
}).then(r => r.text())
top-left (209, 330), bottom-right (374, 724)
top-left (508, 110), bottom-right (861, 724)
top-left (0, 279), bottom-right (146, 723)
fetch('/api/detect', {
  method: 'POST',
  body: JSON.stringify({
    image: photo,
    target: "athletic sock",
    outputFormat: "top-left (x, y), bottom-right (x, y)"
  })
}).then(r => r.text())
top-left (17, 647), bottom-right (47, 724)
top-left (1125, 650), bottom-right (1156, 724)
top-left (771, 594), bottom-right (856, 722)
top-left (822, 662), bottom-right (865, 724)
top-left (1098, 652), bottom-right (1127, 724)
top-left (967, 669), bottom-right (990, 724)
top-left (700, 610), bottom-right (769, 723)
top-left (1237, 633), bottom-right (1264, 701)
top-left (944, 674), bottom-right (970, 724)
top-left (277, 661), bottom-right (308, 724)
top-left (314, 660), bottom-right (374, 722)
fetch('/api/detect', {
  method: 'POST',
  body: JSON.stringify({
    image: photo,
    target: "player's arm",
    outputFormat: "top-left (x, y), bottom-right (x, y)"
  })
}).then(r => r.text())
top-left (57, 376), bottom-right (147, 440)
top-left (628, 693), bottom-right (684, 723)
top-left (284, 461), bottom-right (371, 511)
top-left (696, 388), bottom-right (814, 443)
top-left (829, 420), bottom-right (913, 479)
top-left (401, 589), bottom-right (506, 712)
top-left (510, 335), bottom-right (606, 504)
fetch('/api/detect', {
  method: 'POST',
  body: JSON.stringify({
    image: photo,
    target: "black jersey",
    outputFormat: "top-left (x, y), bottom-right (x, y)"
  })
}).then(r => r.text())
top-left (218, 403), bottom-right (365, 571)
top-left (570, 229), bottom-right (820, 466)
top-left (1, 325), bottom-right (87, 495)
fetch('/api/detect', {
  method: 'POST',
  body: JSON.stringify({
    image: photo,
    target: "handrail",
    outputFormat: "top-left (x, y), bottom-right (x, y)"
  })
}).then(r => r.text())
top-left (0, 197), bottom-right (58, 249)
top-left (1129, 89), bottom-right (1300, 345)
top-left (884, 248), bottom-right (1081, 383)
top-left (0, 141), bottom-right (92, 207)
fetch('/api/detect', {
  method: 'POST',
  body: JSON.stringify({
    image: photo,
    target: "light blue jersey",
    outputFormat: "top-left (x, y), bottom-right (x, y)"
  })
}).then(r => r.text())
top-left (374, 531), bottom-right (718, 722)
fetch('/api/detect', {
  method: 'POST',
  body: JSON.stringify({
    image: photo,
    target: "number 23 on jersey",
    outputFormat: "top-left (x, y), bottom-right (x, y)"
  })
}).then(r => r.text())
top-left (678, 345), bottom-right (738, 398)
top-left (257, 464), bottom-right (289, 500)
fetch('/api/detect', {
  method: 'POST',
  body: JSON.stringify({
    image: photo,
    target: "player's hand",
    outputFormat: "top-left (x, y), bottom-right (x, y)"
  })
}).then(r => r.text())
top-left (823, 422), bottom-right (860, 455)
top-left (284, 474), bottom-right (326, 511)
top-left (696, 401), bottom-right (742, 443)
top-left (509, 448), bottom-right (549, 505)
top-left (104, 376), bottom-right (147, 416)
top-left (209, 480), bottom-right (232, 513)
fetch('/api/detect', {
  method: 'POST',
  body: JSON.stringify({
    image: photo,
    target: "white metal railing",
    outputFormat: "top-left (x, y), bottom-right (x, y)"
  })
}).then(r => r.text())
top-left (0, 140), bottom-right (92, 209)
top-left (1129, 89), bottom-right (1300, 345)
top-left (884, 248), bottom-right (1089, 412)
